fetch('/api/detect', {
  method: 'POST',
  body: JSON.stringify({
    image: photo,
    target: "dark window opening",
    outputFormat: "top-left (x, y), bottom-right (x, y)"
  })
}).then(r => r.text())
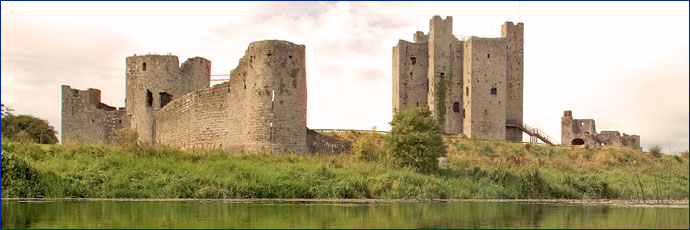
top-left (145, 90), bottom-right (152, 107)
top-left (119, 120), bottom-right (122, 124)
top-left (440, 72), bottom-right (444, 78)
top-left (289, 56), bottom-right (293, 59)
top-left (453, 102), bottom-right (460, 113)
top-left (416, 102), bottom-right (419, 106)
top-left (462, 109), bottom-right (465, 118)
top-left (72, 90), bottom-right (78, 97)
top-left (490, 87), bottom-right (497, 95)
top-left (142, 62), bottom-right (147, 71)
top-left (487, 54), bottom-right (490, 59)
top-left (465, 87), bottom-right (469, 96)
top-left (410, 57), bottom-right (417, 65)
top-left (571, 138), bottom-right (585, 145)
top-left (91, 120), bottom-right (94, 123)
top-left (409, 72), bottom-right (413, 79)
top-left (159, 92), bottom-right (172, 108)
top-left (484, 109), bottom-right (488, 115)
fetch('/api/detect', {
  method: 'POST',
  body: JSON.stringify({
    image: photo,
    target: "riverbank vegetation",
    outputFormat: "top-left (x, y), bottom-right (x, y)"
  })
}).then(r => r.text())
top-left (2, 135), bottom-right (687, 200)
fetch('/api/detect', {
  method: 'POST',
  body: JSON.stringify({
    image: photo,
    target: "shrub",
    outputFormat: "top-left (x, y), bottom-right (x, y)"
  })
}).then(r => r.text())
top-left (352, 132), bottom-right (386, 162)
top-left (386, 107), bottom-right (446, 173)
top-left (1, 153), bottom-right (44, 197)
top-left (648, 145), bottom-right (662, 157)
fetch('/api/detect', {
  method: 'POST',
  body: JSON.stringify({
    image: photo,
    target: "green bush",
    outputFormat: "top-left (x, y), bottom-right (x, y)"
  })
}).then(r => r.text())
top-left (648, 145), bottom-right (662, 157)
top-left (353, 132), bottom-right (386, 162)
top-left (1, 153), bottom-right (44, 197)
top-left (386, 107), bottom-right (446, 173)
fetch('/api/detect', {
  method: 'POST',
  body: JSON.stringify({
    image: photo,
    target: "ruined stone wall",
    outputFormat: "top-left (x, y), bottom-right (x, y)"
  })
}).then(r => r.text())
top-left (155, 82), bottom-right (230, 150)
top-left (427, 16), bottom-right (464, 135)
top-left (561, 110), bottom-right (640, 148)
top-left (155, 40), bottom-right (307, 153)
top-left (502, 22), bottom-right (524, 142)
top-left (125, 55), bottom-right (210, 143)
top-left (462, 37), bottom-right (507, 140)
top-left (392, 40), bottom-right (429, 114)
top-left (61, 85), bottom-right (129, 145)
top-left (307, 129), bottom-right (348, 154)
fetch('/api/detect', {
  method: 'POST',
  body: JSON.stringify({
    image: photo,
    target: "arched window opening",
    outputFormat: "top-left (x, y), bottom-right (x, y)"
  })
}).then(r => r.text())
top-left (571, 138), bottom-right (585, 145)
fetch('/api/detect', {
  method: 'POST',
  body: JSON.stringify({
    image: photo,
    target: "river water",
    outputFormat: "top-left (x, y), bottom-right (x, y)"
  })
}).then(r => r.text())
top-left (2, 200), bottom-right (687, 228)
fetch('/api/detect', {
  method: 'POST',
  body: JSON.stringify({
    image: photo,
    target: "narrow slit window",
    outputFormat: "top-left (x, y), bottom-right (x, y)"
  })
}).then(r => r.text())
top-left (146, 90), bottom-right (152, 107)
top-left (465, 87), bottom-right (469, 96)
top-left (453, 102), bottom-right (460, 113)
top-left (487, 54), bottom-right (490, 59)
top-left (142, 62), bottom-right (147, 71)
top-left (410, 57), bottom-right (417, 65)
top-left (271, 89), bottom-right (275, 110)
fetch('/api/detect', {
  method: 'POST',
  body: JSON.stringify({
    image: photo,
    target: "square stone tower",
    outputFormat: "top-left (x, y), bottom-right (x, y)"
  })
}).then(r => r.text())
top-left (392, 15), bottom-right (524, 141)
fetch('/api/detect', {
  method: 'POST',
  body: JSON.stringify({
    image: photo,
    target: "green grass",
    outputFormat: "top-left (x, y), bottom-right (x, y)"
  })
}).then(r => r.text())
top-left (1, 135), bottom-right (688, 200)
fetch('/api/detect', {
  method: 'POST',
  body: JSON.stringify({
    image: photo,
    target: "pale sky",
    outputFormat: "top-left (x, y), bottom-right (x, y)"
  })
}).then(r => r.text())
top-left (1, 2), bottom-right (688, 154)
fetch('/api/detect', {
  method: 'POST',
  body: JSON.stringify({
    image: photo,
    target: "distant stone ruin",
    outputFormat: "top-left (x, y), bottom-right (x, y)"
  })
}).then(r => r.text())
top-left (61, 40), bottom-right (346, 154)
top-left (561, 110), bottom-right (640, 148)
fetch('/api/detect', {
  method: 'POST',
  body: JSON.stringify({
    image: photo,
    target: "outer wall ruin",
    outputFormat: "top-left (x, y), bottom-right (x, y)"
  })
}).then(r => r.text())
top-left (156, 41), bottom-right (308, 153)
top-left (61, 40), bottom-right (346, 154)
top-left (561, 110), bottom-right (640, 148)
top-left (392, 16), bottom-right (524, 141)
top-left (61, 86), bottom-right (130, 145)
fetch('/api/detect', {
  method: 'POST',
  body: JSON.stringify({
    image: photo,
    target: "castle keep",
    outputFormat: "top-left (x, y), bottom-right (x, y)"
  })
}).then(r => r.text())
top-left (62, 40), bottom-right (345, 153)
top-left (561, 110), bottom-right (640, 148)
top-left (393, 16), bottom-right (524, 141)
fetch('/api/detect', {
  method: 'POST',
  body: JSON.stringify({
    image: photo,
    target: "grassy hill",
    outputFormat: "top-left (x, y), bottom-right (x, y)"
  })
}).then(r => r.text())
top-left (1, 133), bottom-right (687, 200)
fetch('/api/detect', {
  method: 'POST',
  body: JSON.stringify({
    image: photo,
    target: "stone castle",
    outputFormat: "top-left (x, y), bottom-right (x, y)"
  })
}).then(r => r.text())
top-left (62, 15), bottom-right (641, 152)
top-left (393, 16), bottom-right (524, 141)
top-left (62, 40), bottom-right (346, 153)
top-left (561, 110), bottom-right (640, 148)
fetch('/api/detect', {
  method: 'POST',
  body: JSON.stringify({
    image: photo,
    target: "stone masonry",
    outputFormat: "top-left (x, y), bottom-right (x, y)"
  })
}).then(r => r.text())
top-left (156, 40), bottom-right (308, 153)
top-left (61, 40), bottom-right (346, 154)
top-left (561, 110), bottom-right (640, 148)
top-left (393, 15), bottom-right (523, 141)
top-left (61, 86), bottom-right (130, 145)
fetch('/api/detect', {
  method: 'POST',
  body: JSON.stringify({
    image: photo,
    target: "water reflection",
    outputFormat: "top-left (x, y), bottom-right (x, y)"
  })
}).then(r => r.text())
top-left (2, 200), bottom-right (687, 229)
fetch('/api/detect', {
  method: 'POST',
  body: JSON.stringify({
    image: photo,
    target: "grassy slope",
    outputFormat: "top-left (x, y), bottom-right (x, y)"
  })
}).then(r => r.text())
top-left (1, 134), bottom-right (688, 200)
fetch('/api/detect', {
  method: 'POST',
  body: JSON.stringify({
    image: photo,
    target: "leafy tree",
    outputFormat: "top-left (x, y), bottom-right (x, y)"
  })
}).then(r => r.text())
top-left (386, 107), bottom-right (447, 173)
top-left (1, 103), bottom-right (14, 117)
top-left (1, 114), bottom-right (58, 144)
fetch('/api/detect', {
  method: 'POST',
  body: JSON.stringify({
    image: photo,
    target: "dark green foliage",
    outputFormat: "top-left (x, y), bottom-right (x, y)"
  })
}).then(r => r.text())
top-left (1, 152), bottom-right (44, 197)
top-left (386, 107), bottom-right (447, 173)
top-left (1, 114), bottom-right (58, 144)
